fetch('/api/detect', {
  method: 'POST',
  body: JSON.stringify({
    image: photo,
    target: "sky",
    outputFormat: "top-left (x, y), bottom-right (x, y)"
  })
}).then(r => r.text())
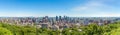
top-left (0, 0), bottom-right (120, 17)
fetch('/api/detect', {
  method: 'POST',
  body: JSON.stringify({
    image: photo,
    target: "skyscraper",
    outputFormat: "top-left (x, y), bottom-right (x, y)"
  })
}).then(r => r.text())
top-left (56, 16), bottom-right (58, 21)
top-left (59, 16), bottom-right (62, 21)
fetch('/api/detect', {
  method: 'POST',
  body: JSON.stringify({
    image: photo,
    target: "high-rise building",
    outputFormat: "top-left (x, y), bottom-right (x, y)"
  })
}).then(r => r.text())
top-left (56, 16), bottom-right (58, 21)
top-left (59, 16), bottom-right (62, 21)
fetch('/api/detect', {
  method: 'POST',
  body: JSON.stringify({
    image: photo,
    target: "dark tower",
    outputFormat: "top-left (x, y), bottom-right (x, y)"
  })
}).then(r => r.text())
top-left (59, 16), bottom-right (62, 21)
top-left (56, 16), bottom-right (58, 21)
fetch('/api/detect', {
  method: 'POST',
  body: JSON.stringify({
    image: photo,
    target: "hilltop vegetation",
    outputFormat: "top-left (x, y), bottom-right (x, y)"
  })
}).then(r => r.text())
top-left (0, 22), bottom-right (120, 35)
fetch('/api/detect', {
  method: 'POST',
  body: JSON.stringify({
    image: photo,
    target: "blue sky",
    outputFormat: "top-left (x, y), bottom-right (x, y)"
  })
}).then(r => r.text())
top-left (0, 0), bottom-right (120, 17)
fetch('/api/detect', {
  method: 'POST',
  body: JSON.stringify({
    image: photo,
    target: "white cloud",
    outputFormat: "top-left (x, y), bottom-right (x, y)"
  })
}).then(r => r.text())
top-left (71, 0), bottom-right (120, 17)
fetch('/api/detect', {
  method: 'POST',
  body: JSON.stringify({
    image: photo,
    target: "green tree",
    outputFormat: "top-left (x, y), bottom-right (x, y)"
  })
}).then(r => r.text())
top-left (0, 27), bottom-right (13, 35)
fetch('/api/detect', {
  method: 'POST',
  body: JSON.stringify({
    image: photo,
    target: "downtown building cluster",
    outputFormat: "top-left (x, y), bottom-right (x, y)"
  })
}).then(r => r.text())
top-left (0, 16), bottom-right (120, 30)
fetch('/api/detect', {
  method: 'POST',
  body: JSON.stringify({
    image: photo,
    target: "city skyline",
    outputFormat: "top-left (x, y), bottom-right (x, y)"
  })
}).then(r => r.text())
top-left (0, 0), bottom-right (120, 17)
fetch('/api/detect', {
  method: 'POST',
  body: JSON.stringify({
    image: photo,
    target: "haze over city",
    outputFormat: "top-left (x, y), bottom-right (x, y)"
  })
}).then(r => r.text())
top-left (0, 0), bottom-right (120, 17)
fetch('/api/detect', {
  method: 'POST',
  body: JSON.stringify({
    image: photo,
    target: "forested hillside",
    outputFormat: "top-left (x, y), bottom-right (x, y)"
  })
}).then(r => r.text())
top-left (0, 22), bottom-right (120, 35)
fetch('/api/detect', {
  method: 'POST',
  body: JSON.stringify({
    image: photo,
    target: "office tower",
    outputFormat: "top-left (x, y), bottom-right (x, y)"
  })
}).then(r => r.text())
top-left (56, 16), bottom-right (58, 21)
top-left (59, 16), bottom-right (62, 21)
